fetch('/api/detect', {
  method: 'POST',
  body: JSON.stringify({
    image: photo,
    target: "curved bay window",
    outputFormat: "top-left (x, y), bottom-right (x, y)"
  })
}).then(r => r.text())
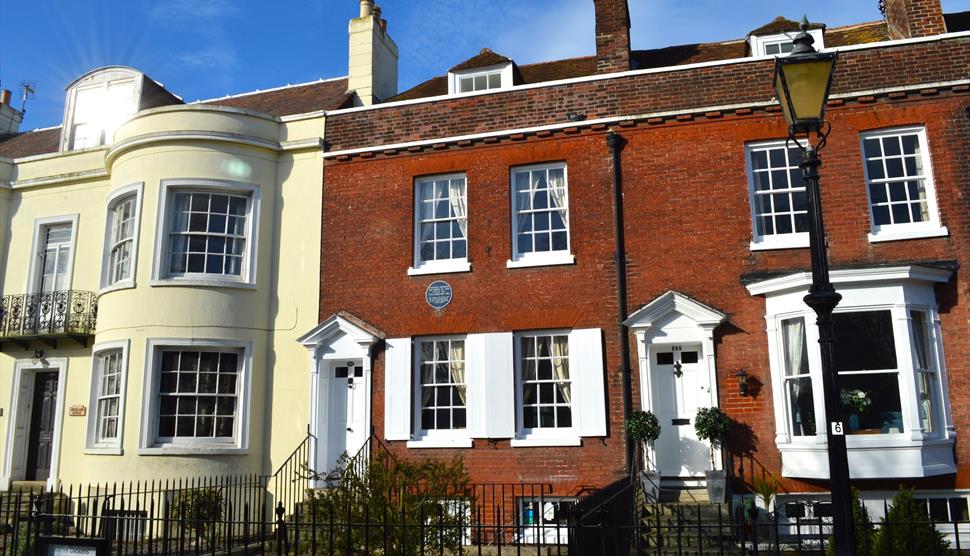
top-left (749, 265), bottom-right (955, 479)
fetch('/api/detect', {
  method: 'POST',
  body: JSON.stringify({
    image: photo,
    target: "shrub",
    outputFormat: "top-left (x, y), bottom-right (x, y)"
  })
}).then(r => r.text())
top-left (305, 450), bottom-right (471, 554)
top-left (171, 488), bottom-right (224, 548)
top-left (873, 488), bottom-right (948, 556)
top-left (626, 410), bottom-right (661, 442)
top-left (694, 407), bottom-right (732, 468)
top-left (826, 489), bottom-right (875, 556)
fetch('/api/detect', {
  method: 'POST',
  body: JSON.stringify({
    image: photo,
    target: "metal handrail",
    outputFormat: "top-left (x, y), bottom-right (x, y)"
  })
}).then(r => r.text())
top-left (0, 290), bottom-right (97, 338)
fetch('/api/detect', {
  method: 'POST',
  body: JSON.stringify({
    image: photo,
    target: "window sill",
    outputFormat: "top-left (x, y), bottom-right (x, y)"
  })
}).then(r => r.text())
top-left (407, 261), bottom-right (472, 276)
top-left (98, 280), bottom-right (135, 296)
top-left (749, 235), bottom-right (809, 251)
top-left (84, 446), bottom-right (123, 456)
top-left (150, 278), bottom-right (256, 290)
top-left (139, 445), bottom-right (248, 456)
top-left (868, 226), bottom-right (948, 243)
top-left (511, 436), bottom-right (582, 448)
top-left (506, 253), bottom-right (575, 269)
top-left (406, 437), bottom-right (474, 449)
top-left (777, 436), bottom-right (955, 479)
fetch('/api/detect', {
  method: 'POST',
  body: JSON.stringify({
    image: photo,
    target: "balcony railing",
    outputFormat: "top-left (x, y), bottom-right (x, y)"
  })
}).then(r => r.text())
top-left (0, 290), bottom-right (97, 347)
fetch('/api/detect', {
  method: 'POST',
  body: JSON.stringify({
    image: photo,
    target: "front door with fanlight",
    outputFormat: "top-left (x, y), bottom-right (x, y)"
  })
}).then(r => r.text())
top-left (323, 360), bottom-right (367, 472)
top-left (651, 344), bottom-right (712, 478)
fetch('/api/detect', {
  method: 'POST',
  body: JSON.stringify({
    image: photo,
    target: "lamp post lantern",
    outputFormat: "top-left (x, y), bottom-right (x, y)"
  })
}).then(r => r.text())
top-left (773, 16), bottom-right (856, 556)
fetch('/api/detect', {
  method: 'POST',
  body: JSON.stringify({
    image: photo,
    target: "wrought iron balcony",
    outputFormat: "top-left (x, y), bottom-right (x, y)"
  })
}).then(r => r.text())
top-left (0, 290), bottom-right (97, 349)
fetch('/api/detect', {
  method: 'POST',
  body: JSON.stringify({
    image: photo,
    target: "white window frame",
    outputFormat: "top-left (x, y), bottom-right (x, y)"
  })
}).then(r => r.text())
top-left (748, 265), bottom-right (955, 479)
top-left (60, 67), bottom-right (143, 152)
top-left (85, 340), bottom-right (130, 454)
top-left (745, 140), bottom-right (810, 250)
top-left (26, 214), bottom-right (79, 294)
top-left (100, 183), bottom-right (144, 293)
top-left (139, 338), bottom-right (252, 455)
top-left (408, 173), bottom-right (471, 276)
top-left (408, 335), bottom-right (472, 448)
top-left (512, 330), bottom-right (579, 446)
top-left (151, 179), bottom-right (261, 289)
top-left (860, 127), bottom-right (947, 243)
top-left (749, 29), bottom-right (825, 57)
top-left (448, 63), bottom-right (513, 95)
top-left (507, 162), bottom-right (574, 269)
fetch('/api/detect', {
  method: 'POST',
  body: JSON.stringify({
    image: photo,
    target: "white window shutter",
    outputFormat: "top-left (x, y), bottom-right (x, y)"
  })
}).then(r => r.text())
top-left (481, 332), bottom-right (515, 438)
top-left (464, 334), bottom-right (487, 438)
top-left (383, 338), bottom-right (412, 441)
top-left (570, 328), bottom-right (607, 437)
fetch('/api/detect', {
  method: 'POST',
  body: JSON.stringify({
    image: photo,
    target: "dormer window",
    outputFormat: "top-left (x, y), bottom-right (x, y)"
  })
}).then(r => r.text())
top-left (447, 49), bottom-right (516, 95)
top-left (61, 67), bottom-right (158, 152)
top-left (748, 17), bottom-right (825, 58)
top-left (750, 29), bottom-right (824, 57)
top-left (457, 69), bottom-right (504, 93)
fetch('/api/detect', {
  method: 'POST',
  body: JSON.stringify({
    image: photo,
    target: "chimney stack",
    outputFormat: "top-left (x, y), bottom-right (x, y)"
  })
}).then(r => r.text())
top-left (594, 0), bottom-right (632, 73)
top-left (882, 0), bottom-right (947, 39)
top-left (0, 89), bottom-right (23, 136)
top-left (348, 0), bottom-right (399, 106)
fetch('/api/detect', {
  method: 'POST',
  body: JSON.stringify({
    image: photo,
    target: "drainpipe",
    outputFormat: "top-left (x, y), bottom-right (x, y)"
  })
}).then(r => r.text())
top-left (606, 131), bottom-right (634, 473)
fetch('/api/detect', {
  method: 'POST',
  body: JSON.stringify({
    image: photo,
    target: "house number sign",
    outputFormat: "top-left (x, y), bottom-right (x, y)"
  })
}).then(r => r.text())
top-left (425, 281), bottom-right (453, 309)
top-left (69, 405), bottom-right (87, 417)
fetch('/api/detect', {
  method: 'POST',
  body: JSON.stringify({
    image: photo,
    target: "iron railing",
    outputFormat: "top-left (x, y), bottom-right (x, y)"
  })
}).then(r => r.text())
top-left (0, 290), bottom-right (97, 340)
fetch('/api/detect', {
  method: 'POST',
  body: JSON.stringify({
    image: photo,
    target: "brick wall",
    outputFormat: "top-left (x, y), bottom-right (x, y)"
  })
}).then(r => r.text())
top-left (321, 90), bottom-right (970, 493)
top-left (325, 37), bottom-right (969, 153)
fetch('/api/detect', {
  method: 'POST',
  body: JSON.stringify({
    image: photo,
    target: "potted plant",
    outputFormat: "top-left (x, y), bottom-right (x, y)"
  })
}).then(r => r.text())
top-left (626, 409), bottom-right (662, 501)
top-left (694, 407), bottom-right (732, 503)
top-left (840, 388), bottom-right (871, 432)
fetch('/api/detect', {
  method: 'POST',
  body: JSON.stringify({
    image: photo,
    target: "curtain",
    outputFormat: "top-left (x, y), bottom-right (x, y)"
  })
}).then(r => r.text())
top-left (448, 179), bottom-right (468, 239)
top-left (784, 319), bottom-right (808, 434)
top-left (546, 170), bottom-right (568, 224)
top-left (450, 341), bottom-right (467, 405)
top-left (551, 336), bottom-right (571, 404)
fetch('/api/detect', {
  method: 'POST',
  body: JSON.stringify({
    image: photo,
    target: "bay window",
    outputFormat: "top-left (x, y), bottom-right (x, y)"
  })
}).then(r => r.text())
top-left (153, 179), bottom-right (260, 287)
top-left (101, 183), bottom-right (143, 291)
top-left (86, 340), bottom-right (130, 454)
top-left (747, 264), bottom-right (955, 478)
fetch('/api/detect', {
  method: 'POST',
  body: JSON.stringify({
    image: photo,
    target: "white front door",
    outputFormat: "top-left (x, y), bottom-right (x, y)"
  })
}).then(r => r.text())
top-left (651, 344), bottom-right (712, 478)
top-left (323, 360), bottom-right (367, 472)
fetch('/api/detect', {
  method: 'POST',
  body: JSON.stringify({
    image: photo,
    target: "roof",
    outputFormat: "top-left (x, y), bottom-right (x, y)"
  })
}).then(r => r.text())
top-left (390, 19), bottom-right (889, 102)
top-left (0, 127), bottom-right (61, 159)
top-left (450, 49), bottom-right (513, 72)
top-left (0, 77), bottom-right (352, 160)
top-left (201, 78), bottom-right (353, 116)
top-left (748, 16), bottom-right (825, 36)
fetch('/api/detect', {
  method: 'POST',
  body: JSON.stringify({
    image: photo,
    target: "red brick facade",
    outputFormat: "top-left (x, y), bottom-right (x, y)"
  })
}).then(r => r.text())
top-left (319, 2), bottom-right (970, 497)
top-left (884, 0), bottom-right (948, 38)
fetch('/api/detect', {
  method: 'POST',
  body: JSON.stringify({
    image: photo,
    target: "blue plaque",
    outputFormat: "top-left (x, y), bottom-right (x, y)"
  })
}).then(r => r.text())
top-left (425, 281), bottom-right (453, 309)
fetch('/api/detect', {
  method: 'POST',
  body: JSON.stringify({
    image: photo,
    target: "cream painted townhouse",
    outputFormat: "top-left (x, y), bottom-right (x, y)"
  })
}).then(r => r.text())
top-left (0, 2), bottom-right (397, 489)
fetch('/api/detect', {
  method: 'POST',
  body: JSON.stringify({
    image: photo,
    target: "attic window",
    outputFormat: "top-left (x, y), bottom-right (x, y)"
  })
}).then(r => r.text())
top-left (62, 67), bottom-right (143, 151)
top-left (448, 61), bottom-right (514, 95)
top-left (458, 70), bottom-right (503, 93)
top-left (750, 29), bottom-right (825, 57)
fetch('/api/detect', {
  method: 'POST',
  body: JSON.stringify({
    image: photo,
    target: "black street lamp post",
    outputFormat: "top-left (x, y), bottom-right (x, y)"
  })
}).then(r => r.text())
top-left (773, 17), bottom-right (857, 556)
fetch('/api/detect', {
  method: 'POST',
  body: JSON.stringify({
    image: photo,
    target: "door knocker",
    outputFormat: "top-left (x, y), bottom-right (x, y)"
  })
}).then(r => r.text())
top-left (673, 361), bottom-right (683, 378)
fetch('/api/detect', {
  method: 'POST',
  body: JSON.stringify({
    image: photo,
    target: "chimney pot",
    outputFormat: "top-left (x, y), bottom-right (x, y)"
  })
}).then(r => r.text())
top-left (359, 0), bottom-right (374, 18)
top-left (0, 90), bottom-right (10, 106)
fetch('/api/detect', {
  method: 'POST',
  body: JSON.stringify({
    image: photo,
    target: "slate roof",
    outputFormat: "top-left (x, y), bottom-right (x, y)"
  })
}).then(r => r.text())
top-left (390, 19), bottom-right (892, 102)
top-left (0, 77), bottom-right (352, 160)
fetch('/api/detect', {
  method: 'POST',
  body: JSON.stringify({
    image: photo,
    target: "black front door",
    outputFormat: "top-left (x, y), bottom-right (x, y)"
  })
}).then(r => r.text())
top-left (25, 372), bottom-right (58, 481)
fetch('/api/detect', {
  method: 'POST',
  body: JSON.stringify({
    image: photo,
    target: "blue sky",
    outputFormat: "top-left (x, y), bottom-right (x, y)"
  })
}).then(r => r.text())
top-left (1, 0), bottom-right (965, 131)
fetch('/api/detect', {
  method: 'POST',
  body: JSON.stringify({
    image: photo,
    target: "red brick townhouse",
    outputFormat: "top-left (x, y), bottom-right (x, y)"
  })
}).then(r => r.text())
top-left (310, 0), bottom-right (970, 528)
